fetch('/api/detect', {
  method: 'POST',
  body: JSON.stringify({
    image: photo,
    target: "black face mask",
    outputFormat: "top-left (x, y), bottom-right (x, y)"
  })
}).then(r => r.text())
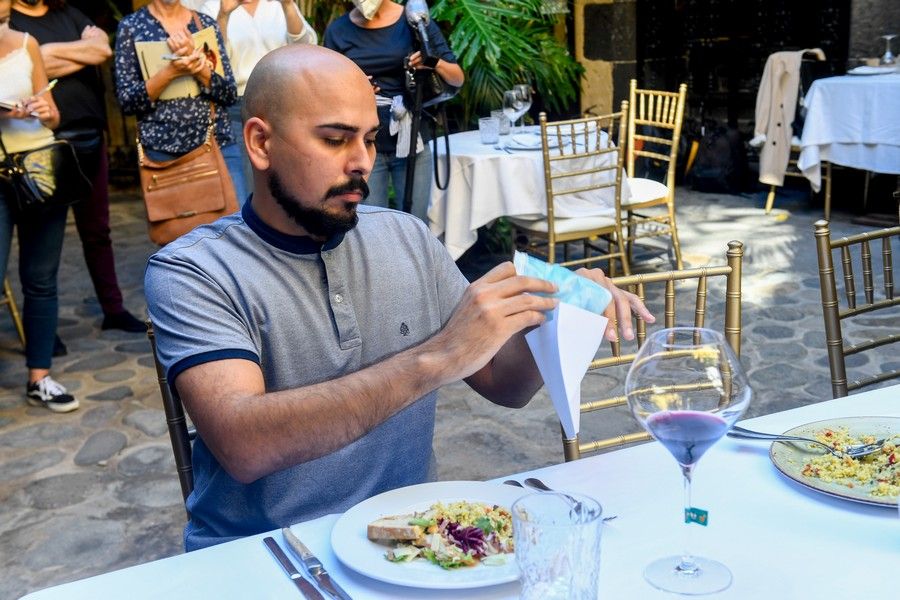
top-left (19, 0), bottom-right (42, 6)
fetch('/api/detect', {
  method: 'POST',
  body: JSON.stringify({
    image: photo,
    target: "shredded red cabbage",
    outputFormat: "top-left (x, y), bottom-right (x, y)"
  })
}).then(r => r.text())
top-left (445, 521), bottom-right (486, 556)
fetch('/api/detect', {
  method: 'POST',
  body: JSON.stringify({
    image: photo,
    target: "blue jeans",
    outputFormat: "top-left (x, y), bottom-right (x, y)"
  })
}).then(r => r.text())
top-left (225, 103), bottom-right (252, 206)
top-left (367, 148), bottom-right (433, 223)
top-left (0, 192), bottom-right (68, 369)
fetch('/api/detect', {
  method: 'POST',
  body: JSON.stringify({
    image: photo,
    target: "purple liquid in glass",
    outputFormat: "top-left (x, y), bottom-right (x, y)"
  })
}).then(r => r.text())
top-left (646, 410), bottom-right (729, 466)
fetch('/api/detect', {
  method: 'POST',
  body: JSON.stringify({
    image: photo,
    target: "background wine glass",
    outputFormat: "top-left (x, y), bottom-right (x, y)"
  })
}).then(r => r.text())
top-left (879, 34), bottom-right (897, 65)
top-left (502, 90), bottom-right (526, 140)
top-left (513, 84), bottom-right (532, 133)
top-left (625, 327), bottom-right (752, 595)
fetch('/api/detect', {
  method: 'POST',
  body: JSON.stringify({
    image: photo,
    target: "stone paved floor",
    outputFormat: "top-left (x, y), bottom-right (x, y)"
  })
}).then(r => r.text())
top-left (1, 186), bottom-right (898, 599)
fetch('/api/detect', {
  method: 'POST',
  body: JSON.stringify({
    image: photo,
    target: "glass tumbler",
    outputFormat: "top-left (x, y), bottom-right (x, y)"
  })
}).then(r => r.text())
top-left (479, 116), bottom-right (500, 144)
top-left (491, 109), bottom-right (511, 135)
top-left (513, 491), bottom-right (604, 600)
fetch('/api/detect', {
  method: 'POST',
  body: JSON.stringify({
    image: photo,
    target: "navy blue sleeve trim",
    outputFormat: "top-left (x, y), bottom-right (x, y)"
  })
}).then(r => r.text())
top-left (167, 349), bottom-right (260, 386)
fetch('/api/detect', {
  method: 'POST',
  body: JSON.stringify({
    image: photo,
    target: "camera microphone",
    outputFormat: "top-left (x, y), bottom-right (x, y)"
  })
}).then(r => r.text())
top-left (405, 0), bottom-right (430, 25)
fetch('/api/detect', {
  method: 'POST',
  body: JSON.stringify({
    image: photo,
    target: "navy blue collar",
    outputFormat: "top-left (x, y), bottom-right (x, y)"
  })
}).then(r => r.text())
top-left (242, 197), bottom-right (346, 254)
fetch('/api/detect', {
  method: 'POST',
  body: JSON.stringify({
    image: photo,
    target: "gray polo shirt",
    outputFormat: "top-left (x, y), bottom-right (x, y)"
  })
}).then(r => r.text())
top-left (145, 201), bottom-right (468, 550)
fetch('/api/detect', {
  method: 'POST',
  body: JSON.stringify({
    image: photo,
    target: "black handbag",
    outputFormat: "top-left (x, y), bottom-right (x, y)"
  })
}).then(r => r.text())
top-left (0, 132), bottom-right (91, 212)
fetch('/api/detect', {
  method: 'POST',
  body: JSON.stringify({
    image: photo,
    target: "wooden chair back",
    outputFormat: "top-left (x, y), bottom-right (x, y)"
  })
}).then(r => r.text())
top-left (561, 241), bottom-right (744, 461)
top-left (626, 80), bottom-right (687, 196)
top-left (513, 102), bottom-right (630, 273)
top-left (146, 320), bottom-right (196, 509)
top-left (813, 220), bottom-right (900, 397)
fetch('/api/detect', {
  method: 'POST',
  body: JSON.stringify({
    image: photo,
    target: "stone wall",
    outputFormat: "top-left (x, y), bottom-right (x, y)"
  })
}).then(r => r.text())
top-left (849, 0), bottom-right (900, 61)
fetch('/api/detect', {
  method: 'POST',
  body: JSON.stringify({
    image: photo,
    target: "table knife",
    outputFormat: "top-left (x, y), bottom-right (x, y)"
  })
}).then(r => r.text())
top-left (282, 527), bottom-right (353, 600)
top-left (263, 536), bottom-right (325, 599)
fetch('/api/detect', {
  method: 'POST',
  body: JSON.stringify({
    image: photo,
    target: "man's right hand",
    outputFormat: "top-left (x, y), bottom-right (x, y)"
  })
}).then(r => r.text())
top-left (432, 262), bottom-right (558, 383)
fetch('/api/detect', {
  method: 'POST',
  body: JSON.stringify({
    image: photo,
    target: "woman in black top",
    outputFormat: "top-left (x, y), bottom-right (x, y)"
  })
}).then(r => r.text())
top-left (324, 0), bottom-right (463, 223)
top-left (11, 0), bottom-right (146, 334)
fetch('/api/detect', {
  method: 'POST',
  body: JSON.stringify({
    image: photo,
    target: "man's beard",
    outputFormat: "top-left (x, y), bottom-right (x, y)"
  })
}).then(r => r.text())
top-left (268, 170), bottom-right (368, 239)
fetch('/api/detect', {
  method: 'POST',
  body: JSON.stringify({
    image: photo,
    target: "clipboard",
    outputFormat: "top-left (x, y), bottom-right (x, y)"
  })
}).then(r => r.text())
top-left (135, 27), bottom-right (224, 101)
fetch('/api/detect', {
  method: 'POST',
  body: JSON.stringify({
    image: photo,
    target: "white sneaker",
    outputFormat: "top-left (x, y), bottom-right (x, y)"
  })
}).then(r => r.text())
top-left (26, 376), bottom-right (79, 413)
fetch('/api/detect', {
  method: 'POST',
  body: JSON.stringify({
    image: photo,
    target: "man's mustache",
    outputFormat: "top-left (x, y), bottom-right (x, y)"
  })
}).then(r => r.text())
top-left (326, 177), bottom-right (369, 201)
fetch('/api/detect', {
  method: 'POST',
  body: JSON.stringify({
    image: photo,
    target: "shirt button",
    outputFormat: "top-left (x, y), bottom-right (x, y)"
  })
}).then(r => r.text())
top-left (334, 294), bottom-right (344, 303)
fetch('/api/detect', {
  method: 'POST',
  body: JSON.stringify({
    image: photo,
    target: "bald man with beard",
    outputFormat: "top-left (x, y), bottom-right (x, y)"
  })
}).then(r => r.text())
top-left (144, 44), bottom-right (653, 551)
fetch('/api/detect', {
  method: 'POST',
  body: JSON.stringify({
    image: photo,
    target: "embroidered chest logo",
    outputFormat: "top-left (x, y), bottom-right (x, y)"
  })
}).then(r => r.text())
top-left (400, 322), bottom-right (410, 336)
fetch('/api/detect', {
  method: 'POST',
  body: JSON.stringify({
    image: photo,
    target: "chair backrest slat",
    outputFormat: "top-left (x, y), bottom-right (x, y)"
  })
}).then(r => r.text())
top-left (559, 241), bottom-right (743, 461)
top-left (840, 246), bottom-right (856, 308)
top-left (861, 240), bottom-right (874, 304)
top-left (694, 275), bottom-right (708, 331)
top-left (883, 237), bottom-right (894, 300)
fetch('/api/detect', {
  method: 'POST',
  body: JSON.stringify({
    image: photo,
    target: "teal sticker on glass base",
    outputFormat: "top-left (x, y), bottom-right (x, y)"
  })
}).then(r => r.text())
top-left (684, 507), bottom-right (709, 526)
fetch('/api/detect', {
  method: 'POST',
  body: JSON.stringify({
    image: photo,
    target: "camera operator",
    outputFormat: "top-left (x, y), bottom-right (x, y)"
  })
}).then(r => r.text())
top-left (324, 0), bottom-right (463, 223)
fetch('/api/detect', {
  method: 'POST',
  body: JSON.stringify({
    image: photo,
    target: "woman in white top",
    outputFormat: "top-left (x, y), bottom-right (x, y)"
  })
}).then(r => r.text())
top-left (0, 0), bottom-right (79, 413)
top-left (200, 0), bottom-right (316, 202)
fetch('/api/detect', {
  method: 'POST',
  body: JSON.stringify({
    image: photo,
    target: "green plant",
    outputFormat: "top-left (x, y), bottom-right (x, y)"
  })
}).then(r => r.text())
top-left (430, 0), bottom-right (583, 125)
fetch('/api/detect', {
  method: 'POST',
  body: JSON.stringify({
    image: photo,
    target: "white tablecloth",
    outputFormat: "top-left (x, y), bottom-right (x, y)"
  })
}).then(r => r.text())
top-left (22, 385), bottom-right (899, 599)
top-left (428, 129), bottom-right (625, 260)
top-left (799, 72), bottom-right (900, 191)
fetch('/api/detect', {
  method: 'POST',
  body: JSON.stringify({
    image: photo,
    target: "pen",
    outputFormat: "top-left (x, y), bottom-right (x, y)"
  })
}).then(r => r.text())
top-left (34, 79), bottom-right (58, 97)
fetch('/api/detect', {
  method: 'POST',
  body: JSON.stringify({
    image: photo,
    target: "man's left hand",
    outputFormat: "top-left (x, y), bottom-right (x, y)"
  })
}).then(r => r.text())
top-left (575, 267), bottom-right (655, 341)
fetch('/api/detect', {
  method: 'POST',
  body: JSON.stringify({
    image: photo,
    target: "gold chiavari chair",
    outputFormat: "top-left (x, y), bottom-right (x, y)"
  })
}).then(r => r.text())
top-left (509, 103), bottom-right (630, 274)
top-left (1, 277), bottom-right (25, 347)
top-left (561, 241), bottom-right (744, 461)
top-left (813, 220), bottom-right (900, 398)
top-left (623, 80), bottom-right (687, 270)
top-left (146, 320), bottom-right (196, 511)
top-left (765, 150), bottom-right (832, 221)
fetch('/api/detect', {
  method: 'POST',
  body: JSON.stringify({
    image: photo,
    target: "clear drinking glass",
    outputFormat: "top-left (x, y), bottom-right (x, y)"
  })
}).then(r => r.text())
top-left (479, 116), bottom-right (500, 145)
top-left (625, 327), bottom-right (752, 595)
top-left (513, 491), bottom-right (604, 600)
top-left (491, 109), bottom-right (511, 135)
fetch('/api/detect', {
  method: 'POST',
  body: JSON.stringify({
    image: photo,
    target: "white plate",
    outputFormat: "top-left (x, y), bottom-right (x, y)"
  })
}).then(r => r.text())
top-left (769, 416), bottom-right (900, 507)
top-left (507, 133), bottom-right (557, 150)
top-left (331, 480), bottom-right (527, 589)
top-left (847, 65), bottom-right (897, 75)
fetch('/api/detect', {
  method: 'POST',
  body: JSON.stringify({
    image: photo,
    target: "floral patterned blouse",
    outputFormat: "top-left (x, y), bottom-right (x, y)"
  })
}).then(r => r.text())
top-left (114, 8), bottom-right (237, 154)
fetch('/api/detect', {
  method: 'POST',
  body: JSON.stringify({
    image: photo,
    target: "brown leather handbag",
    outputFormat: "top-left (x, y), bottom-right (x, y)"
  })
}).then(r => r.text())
top-left (137, 105), bottom-right (238, 246)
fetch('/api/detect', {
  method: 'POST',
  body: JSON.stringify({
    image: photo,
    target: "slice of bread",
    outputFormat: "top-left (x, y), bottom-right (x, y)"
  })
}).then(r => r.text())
top-left (367, 516), bottom-right (423, 542)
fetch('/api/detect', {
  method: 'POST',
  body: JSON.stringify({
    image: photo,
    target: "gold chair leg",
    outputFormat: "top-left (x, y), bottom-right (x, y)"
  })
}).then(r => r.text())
top-left (668, 209), bottom-right (684, 271)
top-left (3, 277), bottom-right (25, 348)
top-left (823, 162), bottom-right (832, 222)
top-left (765, 185), bottom-right (777, 214)
top-left (626, 210), bottom-right (635, 264)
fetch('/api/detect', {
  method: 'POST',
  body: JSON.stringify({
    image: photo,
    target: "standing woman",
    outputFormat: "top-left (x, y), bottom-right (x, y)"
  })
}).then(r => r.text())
top-left (0, 0), bottom-right (77, 412)
top-left (114, 0), bottom-right (237, 184)
top-left (200, 0), bottom-right (317, 204)
top-left (11, 0), bottom-right (147, 337)
top-left (324, 0), bottom-right (463, 223)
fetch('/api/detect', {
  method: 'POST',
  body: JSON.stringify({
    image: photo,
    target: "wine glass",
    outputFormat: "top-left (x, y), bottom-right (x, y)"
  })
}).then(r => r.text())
top-left (879, 34), bottom-right (897, 65)
top-left (513, 83), bottom-right (533, 133)
top-left (624, 327), bottom-right (752, 595)
top-left (502, 90), bottom-right (525, 140)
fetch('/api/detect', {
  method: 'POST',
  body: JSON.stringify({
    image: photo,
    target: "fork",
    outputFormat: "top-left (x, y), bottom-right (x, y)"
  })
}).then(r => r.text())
top-left (493, 144), bottom-right (513, 154)
top-left (728, 425), bottom-right (886, 458)
top-left (506, 479), bottom-right (618, 522)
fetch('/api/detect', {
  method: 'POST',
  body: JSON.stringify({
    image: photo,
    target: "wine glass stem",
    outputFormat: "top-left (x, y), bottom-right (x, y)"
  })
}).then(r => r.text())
top-left (678, 464), bottom-right (699, 574)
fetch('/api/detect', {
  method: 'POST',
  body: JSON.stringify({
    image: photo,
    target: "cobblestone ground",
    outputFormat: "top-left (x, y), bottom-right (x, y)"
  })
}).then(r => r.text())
top-left (1, 187), bottom-right (897, 599)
